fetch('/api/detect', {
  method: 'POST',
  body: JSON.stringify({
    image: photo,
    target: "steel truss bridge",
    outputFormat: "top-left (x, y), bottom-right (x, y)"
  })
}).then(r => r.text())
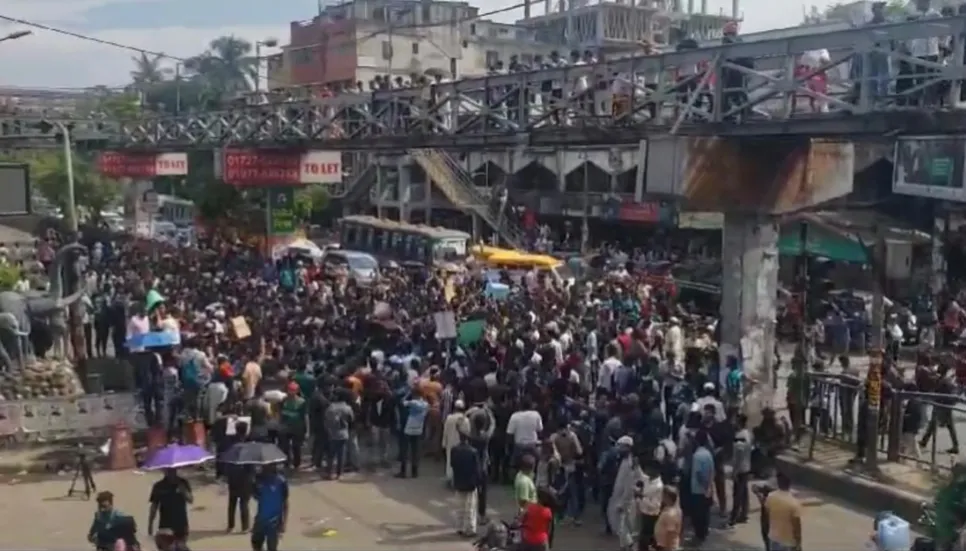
top-left (104, 17), bottom-right (966, 149)
top-left (2, 17), bottom-right (965, 248)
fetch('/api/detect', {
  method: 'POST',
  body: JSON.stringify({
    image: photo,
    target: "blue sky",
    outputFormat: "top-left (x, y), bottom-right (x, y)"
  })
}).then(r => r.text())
top-left (0, 0), bottom-right (829, 89)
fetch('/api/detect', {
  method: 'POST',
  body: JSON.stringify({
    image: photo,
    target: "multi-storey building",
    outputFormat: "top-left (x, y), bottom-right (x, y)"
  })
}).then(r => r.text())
top-left (278, 0), bottom-right (557, 91)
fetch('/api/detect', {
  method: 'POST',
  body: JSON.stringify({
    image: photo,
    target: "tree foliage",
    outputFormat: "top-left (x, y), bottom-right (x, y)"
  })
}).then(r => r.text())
top-left (129, 35), bottom-right (257, 117)
top-left (29, 152), bottom-right (123, 226)
top-left (294, 185), bottom-right (331, 222)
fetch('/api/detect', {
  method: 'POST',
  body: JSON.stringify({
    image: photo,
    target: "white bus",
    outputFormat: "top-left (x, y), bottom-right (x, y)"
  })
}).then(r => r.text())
top-left (155, 194), bottom-right (195, 227)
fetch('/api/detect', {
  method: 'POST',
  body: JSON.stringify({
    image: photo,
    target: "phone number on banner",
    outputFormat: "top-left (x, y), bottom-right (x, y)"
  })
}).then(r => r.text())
top-left (0, 392), bottom-right (146, 438)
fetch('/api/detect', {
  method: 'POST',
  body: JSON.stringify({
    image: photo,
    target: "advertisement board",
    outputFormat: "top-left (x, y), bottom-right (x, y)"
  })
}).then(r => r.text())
top-left (268, 188), bottom-right (297, 236)
top-left (97, 152), bottom-right (188, 178)
top-left (0, 163), bottom-right (30, 216)
top-left (892, 136), bottom-right (966, 202)
top-left (222, 149), bottom-right (342, 187)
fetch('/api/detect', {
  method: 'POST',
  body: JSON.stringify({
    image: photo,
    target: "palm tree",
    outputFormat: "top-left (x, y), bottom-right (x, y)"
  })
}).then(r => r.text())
top-left (130, 52), bottom-right (166, 85)
top-left (185, 36), bottom-right (256, 101)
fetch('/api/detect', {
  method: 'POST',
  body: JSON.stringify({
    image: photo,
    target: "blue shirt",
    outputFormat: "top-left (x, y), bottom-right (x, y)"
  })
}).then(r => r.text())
top-left (690, 446), bottom-right (714, 496)
top-left (254, 474), bottom-right (289, 525)
top-left (402, 398), bottom-right (429, 436)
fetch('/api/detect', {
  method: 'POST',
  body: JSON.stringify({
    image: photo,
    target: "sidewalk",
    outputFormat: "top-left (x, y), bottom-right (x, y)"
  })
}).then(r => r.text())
top-left (776, 439), bottom-right (941, 522)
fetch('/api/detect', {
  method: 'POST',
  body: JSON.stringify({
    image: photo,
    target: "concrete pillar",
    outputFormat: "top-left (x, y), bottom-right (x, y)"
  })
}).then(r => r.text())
top-left (399, 157), bottom-right (411, 223)
top-left (719, 212), bottom-right (779, 427)
top-left (424, 165), bottom-right (433, 224)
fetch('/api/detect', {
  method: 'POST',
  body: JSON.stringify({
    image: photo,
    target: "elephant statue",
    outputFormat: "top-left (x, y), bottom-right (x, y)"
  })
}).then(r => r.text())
top-left (0, 242), bottom-right (87, 370)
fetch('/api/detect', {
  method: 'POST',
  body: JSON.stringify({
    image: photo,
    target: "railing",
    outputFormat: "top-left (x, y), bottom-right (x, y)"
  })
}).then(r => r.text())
top-left (802, 374), bottom-right (966, 474)
top-left (411, 149), bottom-right (525, 248)
top-left (110, 17), bottom-right (966, 147)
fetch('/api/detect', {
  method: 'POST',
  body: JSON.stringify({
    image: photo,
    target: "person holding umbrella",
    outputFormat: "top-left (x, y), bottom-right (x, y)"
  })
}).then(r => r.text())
top-left (147, 468), bottom-right (193, 543)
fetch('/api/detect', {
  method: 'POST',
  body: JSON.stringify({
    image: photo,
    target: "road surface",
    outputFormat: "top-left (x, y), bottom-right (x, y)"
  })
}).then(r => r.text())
top-left (2, 462), bottom-right (900, 550)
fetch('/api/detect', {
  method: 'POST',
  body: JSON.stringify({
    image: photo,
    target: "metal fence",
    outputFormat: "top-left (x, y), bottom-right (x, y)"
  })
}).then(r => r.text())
top-left (802, 374), bottom-right (966, 473)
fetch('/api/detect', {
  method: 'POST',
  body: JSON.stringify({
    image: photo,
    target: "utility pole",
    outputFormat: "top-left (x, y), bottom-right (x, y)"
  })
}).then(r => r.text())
top-left (865, 223), bottom-right (887, 469)
top-left (793, 220), bottom-right (810, 436)
top-left (580, 150), bottom-right (590, 254)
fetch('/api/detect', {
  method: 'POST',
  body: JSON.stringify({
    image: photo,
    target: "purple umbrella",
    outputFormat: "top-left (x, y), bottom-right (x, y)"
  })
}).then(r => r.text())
top-left (142, 444), bottom-right (214, 470)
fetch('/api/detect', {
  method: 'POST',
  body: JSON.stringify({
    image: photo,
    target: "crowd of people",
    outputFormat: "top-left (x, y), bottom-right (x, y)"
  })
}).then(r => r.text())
top-left (65, 229), bottom-right (811, 551)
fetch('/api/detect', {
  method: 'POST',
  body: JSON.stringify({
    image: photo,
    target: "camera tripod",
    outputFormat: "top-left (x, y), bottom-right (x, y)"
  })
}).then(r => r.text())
top-left (67, 449), bottom-right (97, 500)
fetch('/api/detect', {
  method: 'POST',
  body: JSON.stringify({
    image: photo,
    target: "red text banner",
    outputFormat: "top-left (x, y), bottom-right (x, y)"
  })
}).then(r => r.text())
top-left (97, 152), bottom-right (188, 178)
top-left (223, 149), bottom-right (342, 187)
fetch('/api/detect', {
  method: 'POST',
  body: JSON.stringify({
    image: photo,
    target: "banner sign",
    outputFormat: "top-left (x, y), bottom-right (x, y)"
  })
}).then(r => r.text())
top-left (893, 136), bottom-right (966, 202)
top-left (268, 188), bottom-right (297, 236)
top-left (223, 149), bottom-right (342, 187)
top-left (0, 392), bottom-right (145, 439)
top-left (618, 200), bottom-right (676, 225)
top-left (0, 163), bottom-right (30, 216)
top-left (98, 152), bottom-right (188, 178)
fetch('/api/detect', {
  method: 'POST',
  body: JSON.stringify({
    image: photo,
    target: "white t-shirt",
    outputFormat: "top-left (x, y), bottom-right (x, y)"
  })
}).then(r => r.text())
top-left (637, 475), bottom-right (664, 516)
top-left (507, 409), bottom-right (543, 446)
top-left (598, 357), bottom-right (622, 391)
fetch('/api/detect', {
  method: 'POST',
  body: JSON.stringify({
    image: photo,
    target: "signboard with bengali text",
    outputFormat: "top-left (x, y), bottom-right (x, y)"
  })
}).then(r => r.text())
top-left (222, 149), bottom-right (342, 187)
top-left (97, 152), bottom-right (188, 179)
top-left (268, 188), bottom-right (297, 236)
top-left (892, 136), bottom-right (966, 202)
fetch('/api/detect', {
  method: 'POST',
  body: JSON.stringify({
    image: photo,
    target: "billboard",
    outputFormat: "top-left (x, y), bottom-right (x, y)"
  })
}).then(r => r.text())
top-left (645, 136), bottom-right (855, 214)
top-left (0, 163), bottom-right (30, 216)
top-left (222, 149), bottom-right (342, 187)
top-left (97, 152), bottom-right (188, 178)
top-left (892, 136), bottom-right (966, 202)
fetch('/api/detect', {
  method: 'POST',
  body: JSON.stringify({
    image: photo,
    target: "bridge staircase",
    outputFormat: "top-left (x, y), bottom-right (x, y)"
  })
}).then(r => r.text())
top-left (410, 148), bottom-right (526, 249)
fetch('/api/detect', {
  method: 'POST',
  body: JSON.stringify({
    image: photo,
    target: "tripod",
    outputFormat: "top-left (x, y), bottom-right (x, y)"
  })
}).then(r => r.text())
top-left (67, 449), bottom-right (97, 500)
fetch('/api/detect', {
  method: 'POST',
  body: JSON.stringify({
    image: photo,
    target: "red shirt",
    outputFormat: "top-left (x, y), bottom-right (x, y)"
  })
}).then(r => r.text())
top-left (520, 503), bottom-right (552, 546)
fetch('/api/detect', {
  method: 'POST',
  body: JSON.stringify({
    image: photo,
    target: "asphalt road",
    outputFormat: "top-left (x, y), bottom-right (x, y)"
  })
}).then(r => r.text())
top-left (2, 461), bottom-right (900, 551)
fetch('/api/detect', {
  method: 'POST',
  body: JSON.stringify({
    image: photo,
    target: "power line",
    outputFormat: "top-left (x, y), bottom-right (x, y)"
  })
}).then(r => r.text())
top-left (0, 14), bottom-right (187, 62)
top-left (0, 4), bottom-right (536, 93)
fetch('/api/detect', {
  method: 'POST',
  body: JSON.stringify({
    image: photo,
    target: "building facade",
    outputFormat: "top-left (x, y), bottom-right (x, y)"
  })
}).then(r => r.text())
top-left (280, 0), bottom-right (557, 90)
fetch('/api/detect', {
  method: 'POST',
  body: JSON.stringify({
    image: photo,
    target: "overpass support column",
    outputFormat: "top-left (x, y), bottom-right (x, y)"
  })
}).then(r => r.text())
top-left (399, 157), bottom-right (412, 223)
top-left (719, 213), bottom-right (779, 426)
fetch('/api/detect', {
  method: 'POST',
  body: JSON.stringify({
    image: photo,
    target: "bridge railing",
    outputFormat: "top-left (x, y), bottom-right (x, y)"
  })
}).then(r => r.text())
top-left (802, 374), bottom-right (966, 475)
top-left (104, 16), bottom-right (966, 147)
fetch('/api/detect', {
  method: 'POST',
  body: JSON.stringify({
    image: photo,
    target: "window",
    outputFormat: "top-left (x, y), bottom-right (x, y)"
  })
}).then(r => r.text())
top-left (411, 42), bottom-right (419, 55)
top-left (421, 4), bottom-right (432, 22)
top-left (293, 49), bottom-right (312, 64)
top-left (381, 41), bottom-right (393, 60)
top-left (372, 7), bottom-right (386, 21)
top-left (469, 23), bottom-right (476, 35)
top-left (485, 50), bottom-right (499, 67)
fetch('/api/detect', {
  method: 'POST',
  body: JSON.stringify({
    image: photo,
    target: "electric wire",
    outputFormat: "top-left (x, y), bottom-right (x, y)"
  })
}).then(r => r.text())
top-left (0, 3), bottom-right (536, 94)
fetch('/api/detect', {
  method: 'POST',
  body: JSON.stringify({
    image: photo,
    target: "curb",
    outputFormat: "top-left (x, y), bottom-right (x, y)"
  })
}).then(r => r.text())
top-left (775, 453), bottom-right (929, 523)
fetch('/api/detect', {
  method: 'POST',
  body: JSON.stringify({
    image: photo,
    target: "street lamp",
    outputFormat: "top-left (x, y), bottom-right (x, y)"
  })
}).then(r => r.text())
top-left (0, 30), bottom-right (31, 43)
top-left (254, 38), bottom-right (279, 92)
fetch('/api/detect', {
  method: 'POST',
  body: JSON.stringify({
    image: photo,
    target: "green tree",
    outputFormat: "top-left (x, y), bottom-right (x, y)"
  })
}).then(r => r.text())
top-left (30, 152), bottom-right (123, 227)
top-left (184, 36), bottom-right (256, 101)
top-left (294, 185), bottom-right (330, 222)
top-left (130, 52), bottom-right (166, 85)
